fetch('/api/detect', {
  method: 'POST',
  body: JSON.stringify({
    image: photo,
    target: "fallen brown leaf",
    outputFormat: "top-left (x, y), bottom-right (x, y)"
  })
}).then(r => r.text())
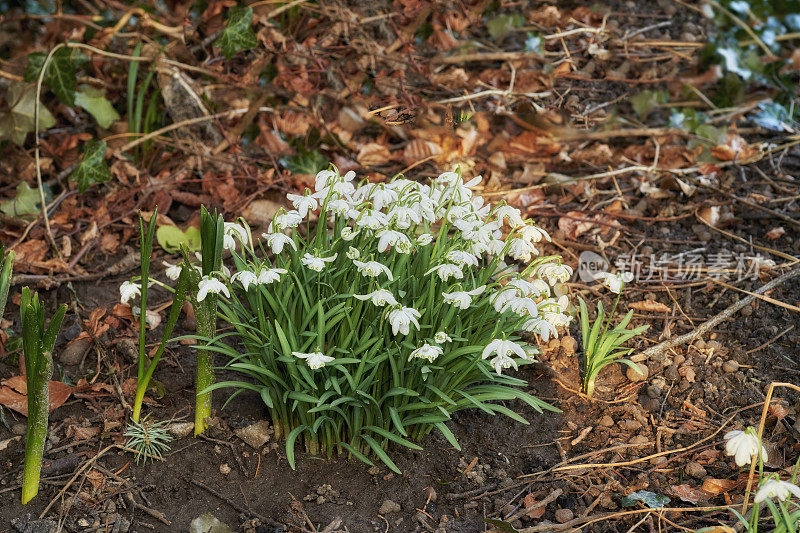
top-left (0, 376), bottom-right (74, 416)
top-left (670, 483), bottom-right (712, 504)
top-left (628, 299), bottom-right (671, 313)
top-left (702, 478), bottom-right (737, 496)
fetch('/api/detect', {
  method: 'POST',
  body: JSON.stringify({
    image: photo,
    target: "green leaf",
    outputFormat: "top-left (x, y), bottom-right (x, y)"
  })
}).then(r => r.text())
top-left (24, 48), bottom-right (87, 106)
top-left (0, 82), bottom-right (56, 145)
top-left (631, 90), bottom-right (669, 118)
top-left (155, 225), bottom-right (202, 253)
top-left (280, 147), bottom-right (328, 175)
top-left (75, 85), bottom-right (120, 128)
top-left (486, 13), bottom-right (525, 41)
top-left (214, 6), bottom-right (258, 59)
top-left (70, 140), bottom-right (111, 193)
top-left (0, 182), bottom-right (51, 218)
top-left (484, 519), bottom-right (521, 532)
top-left (621, 490), bottom-right (670, 509)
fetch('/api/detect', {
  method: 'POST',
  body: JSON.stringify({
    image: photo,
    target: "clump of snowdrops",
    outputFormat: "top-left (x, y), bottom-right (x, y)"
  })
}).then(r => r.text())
top-left (150, 167), bottom-right (575, 472)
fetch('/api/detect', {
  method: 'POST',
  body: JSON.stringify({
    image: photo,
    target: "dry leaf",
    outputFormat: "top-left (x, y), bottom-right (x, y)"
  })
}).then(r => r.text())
top-left (403, 139), bottom-right (442, 165)
top-left (522, 493), bottom-right (546, 519)
top-left (357, 143), bottom-right (391, 166)
top-left (628, 299), bottom-right (671, 313)
top-left (0, 376), bottom-right (74, 416)
top-left (697, 205), bottom-right (721, 227)
top-left (670, 483), bottom-right (712, 504)
top-left (765, 227), bottom-right (785, 240)
top-left (769, 402), bottom-right (789, 421)
top-left (702, 478), bottom-right (737, 496)
top-left (710, 132), bottom-right (758, 161)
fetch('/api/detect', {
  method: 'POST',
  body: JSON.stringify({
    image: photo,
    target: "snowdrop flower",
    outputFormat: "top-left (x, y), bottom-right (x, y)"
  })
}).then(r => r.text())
top-left (377, 229), bottom-right (411, 253)
top-left (354, 209), bottom-right (388, 230)
top-left (507, 238), bottom-right (537, 262)
top-left (223, 222), bottom-right (249, 250)
top-left (523, 317), bottom-right (559, 342)
top-left (346, 246), bottom-right (360, 260)
top-left (535, 263), bottom-right (573, 285)
top-left (598, 271), bottom-right (634, 294)
top-left (354, 289), bottom-right (398, 307)
top-left (120, 281), bottom-right (140, 305)
top-left (482, 339), bottom-right (528, 361)
top-left (415, 233), bottom-right (434, 246)
top-left (427, 263), bottom-right (463, 282)
top-left (517, 223), bottom-right (551, 243)
top-left (197, 276), bottom-right (230, 302)
top-left (327, 198), bottom-right (351, 215)
top-left (506, 297), bottom-right (539, 317)
top-left (409, 343), bottom-right (443, 362)
top-left (256, 267), bottom-right (287, 284)
top-left (340, 227), bottom-right (359, 241)
top-left (385, 306), bottom-right (421, 336)
top-left (434, 331), bottom-right (451, 344)
top-left (442, 285), bottom-right (486, 309)
top-left (262, 233), bottom-right (297, 255)
top-left (493, 204), bottom-right (525, 228)
top-left (353, 259), bottom-right (393, 280)
top-left (163, 261), bottom-right (182, 281)
top-left (287, 191), bottom-right (319, 218)
top-left (271, 210), bottom-right (303, 232)
top-left (724, 429), bottom-right (767, 467)
top-left (292, 351), bottom-right (335, 370)
top-left (301, 253), bottom-right (337, 272)
top-left (446, 250), bottom-right (479, 267)
top-left (231, 270), bottom-right (258, 291)
top-left (754, 478), bottom-right (800, 503)
top-left (544, 312), bottom-right (572, 327)
top-left (370, 185), bottom-right (399, 211)
top-left (491, 287), bottom-right (519, 313)
top-left (489, 353), bottom-right (518, 375)
top-left (387, 205), bottom-right (421, 229)
top-left (314, 169), bottom-right (338, 192)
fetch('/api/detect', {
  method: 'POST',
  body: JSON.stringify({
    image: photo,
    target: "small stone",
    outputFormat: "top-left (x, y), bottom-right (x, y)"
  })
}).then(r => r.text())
top-left (367, 466), bottom-right (381, 476)
top-left (599, 415), bottom-right (614, 427)
top-left (646, 385), bottom-right (661, 399)
top-left (424, 486), bottom-right (438, 502)
top-left (685, 462), bottom-right (707, 479)
top-left (219, 463), bottom-right (231, 475)
top-left (630, 435), bottom-right (650, 445)
top-left (235, 420), bottom-right (272, 449)
top-left (555, 508), bottom-right (574, 523)
top-left (650, 456), bottom-right (667, 466)
top-left (12, 423), bottom-right (26, 436)
top-left (619, 419), bottom-right (642, 431)
top-left (560, 336), bottom-right (577, 354)
top-left (679, 365), bottom-right (696, 383)
top-left (168, 422), bottom-right (195, 438)
top-left (78, 518), bottom-right (91, 528)
top-left (723, 360), bottom-right (740, 373)
top-left (627, 363), bottom-right (649, 382)
top-left (664, 365), bottom-right (679, 380)
top-left (60, 336), bottom-right (92, 366)
top-left (380, 500), bottom-right (401, 515)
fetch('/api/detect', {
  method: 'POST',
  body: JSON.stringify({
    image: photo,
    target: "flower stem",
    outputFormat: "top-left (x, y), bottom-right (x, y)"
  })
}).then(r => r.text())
top-left (22, 352), bottom-right (52, 504)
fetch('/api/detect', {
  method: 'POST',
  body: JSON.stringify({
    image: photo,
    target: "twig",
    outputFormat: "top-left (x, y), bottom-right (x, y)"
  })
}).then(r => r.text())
top-left (435, 89), bottom-right (551, 104)
top-left (432, 51), bottom-right (544, 64)
top-left (39, 445), bottom-right (117, 518)
top-left (187, 478), bottom-right (276, 525)
top-left (504, 488), bottom-right (562, 522)
top-left (630, 267), bottom-right (800, 362)
top-left (124, 492), bottom-right (171, 526)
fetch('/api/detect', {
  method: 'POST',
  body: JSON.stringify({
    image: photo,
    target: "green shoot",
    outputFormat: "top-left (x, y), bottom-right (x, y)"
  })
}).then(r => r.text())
top-left (20, 287), bottom-right (67, 504)
top-left (0, 246), bottom-right (13, 320)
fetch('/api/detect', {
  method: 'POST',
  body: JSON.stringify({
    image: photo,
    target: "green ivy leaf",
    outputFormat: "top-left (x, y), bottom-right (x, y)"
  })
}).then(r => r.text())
top-left (70, 140), bottom-right (111, 193)
top-left (156, 225), bottom-right (202, 253)
top-left (631, 90), bottom-right (669, 118)
top-left (621, 490), bottom-right (670, 509)
top-left (0, 82), bottom-right (56, 145)
top-left (214, 6), bottom-right (258, 59)
top-left (24, 48), bottom-right (87, 107)
top-left (280, 147), bottom-right (328, 175)
top-left (0, 182), bottom-right (52, 218)
top-left (74, 85), bottom-right (121, 128)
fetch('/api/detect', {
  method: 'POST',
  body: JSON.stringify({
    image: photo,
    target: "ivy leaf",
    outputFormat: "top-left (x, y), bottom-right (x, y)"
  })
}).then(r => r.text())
top-left (214, 6), bottom-right (258, 59)
top-left (70, 140), bottom-right (111, 193)
top-left (621, 490), bottom-right (670, 509)
top-left (280, 147), bottom-right (328, 175)
top-left (75, 85), bottom-right (120, 128)
top-left (0, 182), bottom-right (52, 219)
top-left (631, 90), bottom-right (669, 118)
top-left (0, 82), bottom-right (56, 145)
top-left (156, 225), bottom-right (202, 253)
top-left (24, 48), bottom-right (87, 106)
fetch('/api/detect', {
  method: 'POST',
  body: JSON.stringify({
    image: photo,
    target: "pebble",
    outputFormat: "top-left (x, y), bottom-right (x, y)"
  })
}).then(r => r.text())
top-left (679, 366), bottom-right (696, 383)
top-left (650, 456), bottom-right (667, 466)
top-left (646, 385), bottom-right (661, 399)
top-left (219, 463), bottom-right (231, 475)
top-left (599, 415), bottom-right (614, 427)
top-left (723, 360), bottom-right (740, 373)
top-left (555, 509), bottom-right (574, 523)
top-left (169, 422), bottom-right (195, 438)
top-left (60, 336), bottom-right (92, 366)
top-left (379, 500), bottom-right (401, 514)
top-left (12, 423), bottom-right (26, 436)
top-left (685, 462), bottom-right (707, 479)
top-left (619, 419), bottom-right (642, 431)
top-left (626, 363), bottom-right (649, 382)
top-left (664, 365), bottom-right (679, 380)
top-left (673, 354), bottom-right (685, 365)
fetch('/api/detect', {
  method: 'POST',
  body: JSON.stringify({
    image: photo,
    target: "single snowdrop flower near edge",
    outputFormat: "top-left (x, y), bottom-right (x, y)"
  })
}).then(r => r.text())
top-left (724, 428), bottom-right (767, 467)
top-left (754, 477), bottom-right (800, 503)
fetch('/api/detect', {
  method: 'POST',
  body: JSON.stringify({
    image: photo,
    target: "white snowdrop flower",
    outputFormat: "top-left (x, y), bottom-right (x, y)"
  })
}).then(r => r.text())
top-left (491, 287), bottom-right (519, 313)
top-left (445, 203), bottom-right (474, 223)
top-left (411, 196), bottom-right (437, 223)
top-left (754, 478), bottom-right (800, 503)
top-left (287, 191), bottom-right (318, 218)
top-left (262, 232), bottom-right (297, 255)
top-left (346, 246), bottom-right (360, 260)
top-left (327, 198), bottom-right (351, 215)
top-left (485, 238), bottom-right (507, 256)
top-left (377, 229), bottom-right (411, 253)
top-left (598, 272), bottom-right (634, 294)
top-left (408, 343), bottom-right (443, 363)
top-left (257, 267), bottom-right (287, 284)
top-left (387, 205), bottom-right (421, 229)
top-left (163, 261), bottom-right (182, 281)
top-left (493, 204), bottom-right (525, 228)
top-left (120, 281), bottom-right (140, 305)
top-left (370, 185), bottom-right (399, 211)
top-left (314, 169), bottom-right (338, 192)
top-left (340, 227), bottom-right (359, 241)
top-left (522, 318), bottom-right (559, 342)
top-left (223, 222), bottom-right (249, 251)
top-left (434, 331), bottom-right (451, 344)
top-left (482, 339), bottom-right (528, 361)
top-left (354, 289), bottom-right (398, 307)
top-left (292, 351), bottom-right (335, 370)
top-left (231, 270), bottom-right (258, 291)
top-left (415, 233), bottom-right (434, 246)
top-left (543, 312), bottom-right (572, 327)
top-left (535, 263), bottom-right (573, 285)
top-left (354, 209), bottom-right (388, 230)
top-left (395, 239), bottom-right (412, 254)
top-left (301, 253), bottom-right (337, 272)
top-left (539, 295), bottom-right (569, 314)
top-left (507, 238), bottom-right (538, 262)
top-left (442, 285), bottom-right (486, 310)
top-left (507, 297), bottom-right (539, 318)
top-left (489, 353), bottom-right (518, 375)
top-left (446, 250), bottom-right (479, 267)
top-left (385, 306), bottom-right (422, 336)
top-left (353, 259), bottom-right (393, 280)
top-left (517, 223), bottom-right (551, 243)
top-left (197, 276), bottom-right (230, 302)
top-left (724, 429), bottom-right (767, 467)
top-left (427, 263), bottom-right (463, 282)
top-left (271, 210), bottom-right (303, 232)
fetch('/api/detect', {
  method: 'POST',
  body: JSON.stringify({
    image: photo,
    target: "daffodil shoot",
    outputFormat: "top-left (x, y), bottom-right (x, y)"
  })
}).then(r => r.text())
top-left (124, 166), bottom-right (575, 472)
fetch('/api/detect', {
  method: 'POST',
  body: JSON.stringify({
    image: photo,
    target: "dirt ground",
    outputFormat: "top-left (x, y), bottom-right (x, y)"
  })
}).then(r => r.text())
top-left (1, 0), bottom-right (800, 531)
